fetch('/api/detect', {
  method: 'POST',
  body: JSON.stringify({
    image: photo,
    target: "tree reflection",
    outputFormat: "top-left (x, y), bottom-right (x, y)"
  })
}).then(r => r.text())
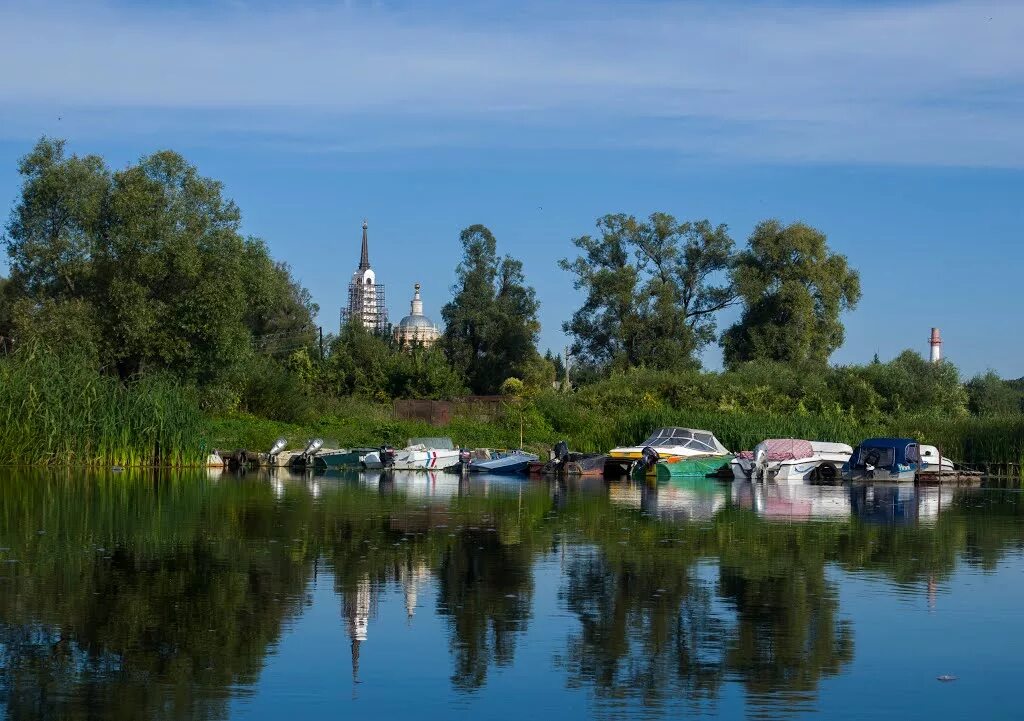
top-left (717, 564), bottom-right (853, 709)
top-left (435, 530), bottom-right (534, 690)
top-left (559, 547), bottom-right (725, 710)
top-left (2, 469), bottom-right (1024, 719)
top-left (0, 470), bottom-right (315, 721)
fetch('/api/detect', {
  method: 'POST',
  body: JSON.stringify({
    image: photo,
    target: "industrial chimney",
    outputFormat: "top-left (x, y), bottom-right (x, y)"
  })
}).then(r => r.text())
top-left (929, 327), bottom-right (942, 364)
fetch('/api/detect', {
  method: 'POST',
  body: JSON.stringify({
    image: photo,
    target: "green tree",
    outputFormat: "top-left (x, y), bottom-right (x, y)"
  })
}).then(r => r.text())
top-left (326, 321), bottom-right (467, 401)
top-left (324, 321), bottom-right (394, 400)
top-left (3, 138), bottom-right (316, 397)
top-left (0, 276), bottom-right (14, 347)
top-left (441, 224), bottom-right (541, 394)
top-left (856, 349), bottom-right (968, 417)
top-left (560, 213), bottom-right (735, 371)
top-left (965, 371), bottom-right (1022, 416)
top-left (721, 220), bottom-right (860, 368)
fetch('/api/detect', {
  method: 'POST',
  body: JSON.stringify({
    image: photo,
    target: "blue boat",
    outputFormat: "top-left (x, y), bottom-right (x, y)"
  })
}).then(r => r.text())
top-left (469, 450), bottom-right (539, 475)
top-left (842, 438), bottom-right (920, 482)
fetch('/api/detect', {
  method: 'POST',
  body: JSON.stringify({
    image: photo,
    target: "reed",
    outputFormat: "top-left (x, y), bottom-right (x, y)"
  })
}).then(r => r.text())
top-left (0, 345), bottom-right (208, 466)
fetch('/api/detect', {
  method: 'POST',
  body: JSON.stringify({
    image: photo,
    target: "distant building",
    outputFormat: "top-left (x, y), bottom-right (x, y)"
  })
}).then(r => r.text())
top-left (340, 220), bottom-right (388, 333)
top-left (394, 283), bottom-right (440, 349)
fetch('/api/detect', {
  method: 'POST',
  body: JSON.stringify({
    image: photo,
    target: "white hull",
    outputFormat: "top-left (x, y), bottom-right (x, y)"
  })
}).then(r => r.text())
top-left (842, 467), bottom-right (917, 483)
top-left (363, 448), bottom-right (461, 471)
top-left (732, 447), bottom-right (852, 482)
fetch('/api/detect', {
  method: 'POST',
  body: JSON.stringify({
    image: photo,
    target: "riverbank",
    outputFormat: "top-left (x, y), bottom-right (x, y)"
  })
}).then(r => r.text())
top-left (209, 395), bottom-right (1024, 470)
top-left (4, 348), bottom-right (1023, 468)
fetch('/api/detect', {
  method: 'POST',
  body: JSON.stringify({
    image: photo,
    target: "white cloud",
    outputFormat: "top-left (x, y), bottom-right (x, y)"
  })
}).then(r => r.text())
top-left (1, 0), bottom-right (1022, 165)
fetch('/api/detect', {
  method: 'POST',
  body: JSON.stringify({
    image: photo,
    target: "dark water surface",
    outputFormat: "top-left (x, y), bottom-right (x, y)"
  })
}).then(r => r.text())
top-left (2, 469), bottom-right (1023, 720)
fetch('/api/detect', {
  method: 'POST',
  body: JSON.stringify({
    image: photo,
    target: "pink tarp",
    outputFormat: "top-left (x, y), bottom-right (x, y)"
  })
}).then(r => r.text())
top-left (736, 439), bottom-right (815, 462)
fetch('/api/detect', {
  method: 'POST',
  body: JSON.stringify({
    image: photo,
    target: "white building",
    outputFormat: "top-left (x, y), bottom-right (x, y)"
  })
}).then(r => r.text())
top-left (394, 283), bottom-right (441, 349)
top-left (340, 220), bottom-right (388, 333)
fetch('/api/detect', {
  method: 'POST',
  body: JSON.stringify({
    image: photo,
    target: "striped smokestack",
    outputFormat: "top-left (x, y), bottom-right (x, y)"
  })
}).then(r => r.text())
top-left (929, 327), bottom-right (942, 364)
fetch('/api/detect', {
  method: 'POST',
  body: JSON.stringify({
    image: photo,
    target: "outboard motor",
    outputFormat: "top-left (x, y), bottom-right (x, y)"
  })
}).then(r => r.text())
top-left (459, 449), bottom-right (472, 474)
top-left (553, 441), bottom-right (570, 465)
top-left (379, 445), bottom-right (396, 468)
top-left (298, 438), bottom-right (323, 468)
top-left (639, 446), bottom-right (660, 473)
top-left (228, 449), bottom-right (249, 471)
top-left (268, 437), bottom-right (288, 457)
top-left (863, 448), bottom-right (880, 479)
top-left (753, 445), bottom-right (768, 482)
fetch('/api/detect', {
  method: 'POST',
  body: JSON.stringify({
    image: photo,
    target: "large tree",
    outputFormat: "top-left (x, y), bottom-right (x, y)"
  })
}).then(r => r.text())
top-left (3, 138), bottom-right (316, 388)
top-left (721, 220), bottom-right (860, 368)
top-left (441, 224), bottom-right (541, 394)
top-left (559, 213), bottom-right (735, 371)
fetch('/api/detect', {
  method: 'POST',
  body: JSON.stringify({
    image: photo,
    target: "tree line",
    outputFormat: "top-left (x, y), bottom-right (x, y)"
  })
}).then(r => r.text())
top-left (1, 137), bottom-right (1021, 424)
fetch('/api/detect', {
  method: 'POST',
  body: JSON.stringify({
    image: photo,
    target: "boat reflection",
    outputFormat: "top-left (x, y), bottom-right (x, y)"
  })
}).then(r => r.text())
top-left (730, 480), bottom-right (851, 521)
top-left (608, 478), bottom-right (728, 521)
top-left (849, 484), bottom-right (954, 525)
top-left (360, 470), bottom-right (532, 498)
top-left (730, 480), bottom-right (956, 524)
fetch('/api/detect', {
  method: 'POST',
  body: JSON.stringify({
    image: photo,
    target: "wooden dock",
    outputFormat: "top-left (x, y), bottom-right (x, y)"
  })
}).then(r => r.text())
top-left (916, 469), bottom-right (984, 485)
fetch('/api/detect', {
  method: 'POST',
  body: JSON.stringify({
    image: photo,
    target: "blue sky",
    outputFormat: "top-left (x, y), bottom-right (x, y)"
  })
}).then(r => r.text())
top-left (0, 0), bottom-right (1022, 376)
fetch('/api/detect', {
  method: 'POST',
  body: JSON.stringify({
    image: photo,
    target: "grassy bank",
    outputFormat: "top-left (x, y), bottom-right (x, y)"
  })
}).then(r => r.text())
top-left (208, 394), bottom-right (1024, 468)
top-left (3, 348), bottom-right (1022, 468)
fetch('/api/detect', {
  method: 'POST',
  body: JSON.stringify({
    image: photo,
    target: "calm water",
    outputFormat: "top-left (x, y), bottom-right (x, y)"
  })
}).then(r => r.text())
top-left (2, 469), bottom-right (1024, 720)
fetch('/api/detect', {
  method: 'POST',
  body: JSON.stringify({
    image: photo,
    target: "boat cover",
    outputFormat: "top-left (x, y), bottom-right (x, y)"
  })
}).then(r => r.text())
top-left (850, 438), bottom-right (919, 468)
top-left (737, 438), bottom-right (815, 462)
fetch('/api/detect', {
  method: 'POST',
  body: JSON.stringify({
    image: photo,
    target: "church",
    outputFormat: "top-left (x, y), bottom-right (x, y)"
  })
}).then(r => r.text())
top-left (340, 221), bottom-right (440, 349)
top-left (340, 220), bottom-right (388, 333)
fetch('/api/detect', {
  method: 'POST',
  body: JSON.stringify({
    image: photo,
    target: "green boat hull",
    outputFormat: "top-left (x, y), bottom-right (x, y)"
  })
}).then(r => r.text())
top-left (315, 448), bottom-right (374, 470)
top-left (654, 454), bottom-right (733, 482)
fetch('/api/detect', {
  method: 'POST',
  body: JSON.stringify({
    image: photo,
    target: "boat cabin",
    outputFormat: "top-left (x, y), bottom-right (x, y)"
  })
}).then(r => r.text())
top-left (844, 437), bottom-right (920, 481)
top-left (633, 427), bottom-right (729, 455)
top-left (850, 438), bottom-right (919, 469)
top-left (606, 427), bottom-right (729, 476)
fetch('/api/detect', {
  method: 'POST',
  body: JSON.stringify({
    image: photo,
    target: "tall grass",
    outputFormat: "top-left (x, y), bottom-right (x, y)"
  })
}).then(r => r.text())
top-left (211, 394), bottom-right (1024, 468)
top-left (0, 345), bottom-right (207, 466)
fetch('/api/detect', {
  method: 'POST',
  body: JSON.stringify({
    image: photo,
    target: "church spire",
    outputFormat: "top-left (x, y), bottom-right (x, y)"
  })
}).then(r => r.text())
top-left (358, 219), bottom-right (370, 271)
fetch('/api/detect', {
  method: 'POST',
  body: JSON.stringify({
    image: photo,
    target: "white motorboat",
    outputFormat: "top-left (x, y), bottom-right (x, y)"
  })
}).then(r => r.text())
top-left (918, 444), bottom-right (955, 473)
top-left (605, 427), bottom-right (730, 476)
top-left (363, 437), bottom-right (462, 471)
top-left (731, 439), bottom-right (853, 482)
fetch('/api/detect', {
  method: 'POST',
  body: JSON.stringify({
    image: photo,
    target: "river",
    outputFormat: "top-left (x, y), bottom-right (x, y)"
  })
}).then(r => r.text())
top-left (0, 468), bottom-right (1022, 720)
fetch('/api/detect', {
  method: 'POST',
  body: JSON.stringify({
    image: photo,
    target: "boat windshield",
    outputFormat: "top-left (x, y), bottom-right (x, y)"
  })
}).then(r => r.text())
top-left (857, 446), bottom-right (895, 467)
top-left (640, 428), bottom-right (721, 453)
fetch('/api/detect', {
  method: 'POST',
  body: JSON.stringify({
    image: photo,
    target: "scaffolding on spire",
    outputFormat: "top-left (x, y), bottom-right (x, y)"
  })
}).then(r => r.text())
top-left (340, 280), bottom-right (388, 333)
top-left (340, 220), bottom-right (388, 333)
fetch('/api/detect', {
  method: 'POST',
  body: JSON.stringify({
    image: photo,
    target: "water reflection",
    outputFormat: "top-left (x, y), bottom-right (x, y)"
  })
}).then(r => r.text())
top-left (0, 469), bottom-right (1021, 720)
top-left (727, 480), bottom-right (958, 525)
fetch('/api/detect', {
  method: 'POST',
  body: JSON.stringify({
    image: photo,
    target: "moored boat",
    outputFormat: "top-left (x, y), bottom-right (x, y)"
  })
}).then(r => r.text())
top-left (363, 437), bottom-right (461, 471)
top-left (607, 427), bottom-right (730, 478)
top-left (315, 447), bottom-right (377, 470)
top-left (731, 439), bottom-right (852, 482)
top-left (534, 441), bottom-right (607, 477)
top-left (469, 450), bottom-right (539, 474)
top-left (842, 438), bottom-right (919, 482)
